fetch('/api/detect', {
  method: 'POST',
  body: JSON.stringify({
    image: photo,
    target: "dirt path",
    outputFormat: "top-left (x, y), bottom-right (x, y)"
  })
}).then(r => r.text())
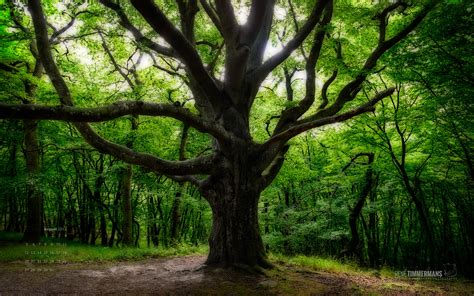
top-left (0, 255), bottom-right (473, 295)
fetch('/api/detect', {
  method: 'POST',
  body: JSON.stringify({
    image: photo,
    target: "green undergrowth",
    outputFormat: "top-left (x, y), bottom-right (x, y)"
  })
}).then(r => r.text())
top-left (0, 232), bottom-right (208, 263)
top-left (269, 253), bottom-right (394, 277)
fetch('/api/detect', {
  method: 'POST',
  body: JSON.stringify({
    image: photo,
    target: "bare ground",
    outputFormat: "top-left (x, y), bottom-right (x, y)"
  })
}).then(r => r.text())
top-left (0, 255), bottom-right (473, 295)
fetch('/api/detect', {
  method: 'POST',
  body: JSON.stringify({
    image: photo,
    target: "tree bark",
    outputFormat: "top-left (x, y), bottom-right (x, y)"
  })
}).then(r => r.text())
top-left (22, 119), bottom-right (42, 243)
top-left (170, 124), bottom-right (189, 244)
top-left (6, 142), bottom-right (20, 232)
top-left (170, 187), bottom-right (183, 244)
top-left (202, 149), bottom-right (272, 269)
top-left (108, 190), bottom-right (121, 247)
top-left (22, 55), bottom-right (43, 244)
top-left (205, 185), bottom-right (268, 268)
top-left (120, 163), bottom-right (133, 246)
top-left (340, 153), bottom-right (374, 262)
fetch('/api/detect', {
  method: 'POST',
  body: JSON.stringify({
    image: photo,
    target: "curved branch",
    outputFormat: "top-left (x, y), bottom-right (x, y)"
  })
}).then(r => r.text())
top-left (176, 0), bottom-right (198, 42)
top-left (99, 0), bottom-right (176, 58)
top-left (341, 152), bottom-right (374, 172)
top-left (273, 0), bottom-right (333, 133)
top-left (319, 70), bottom-right (338, 110)
top-left (318, 38), bottom-right (342, 110)
top-left (301, 2), bottom-right (435, 124)
top-left (0, 101), bottom-right (228, 141)
top-left (260, 145), bottom-right (289, 188)
top-left (246, 0), bottom-right (276, 70)
top-left (26, 0), bottom-right (217, 176)
top-left (263, 87), bottom-right (395, 147)
top-left (215, 0), bottom-right (238, 41)
top-left (50, 10), bottom-right (92, 43)
top-left (375, 1), bottom-right (407, 45)
top-left (252, 0), bottom-right (329, 84)
top-left (199, 0), bottom-right (223, 37)
top-left (99, 31), bottom-right (135, 88)
top-left (75, 126), bottom-right (217, 176)
top-left (130, 0), bottom-right (229, 111)
top-left (6, 0), bottom-right (30, 34)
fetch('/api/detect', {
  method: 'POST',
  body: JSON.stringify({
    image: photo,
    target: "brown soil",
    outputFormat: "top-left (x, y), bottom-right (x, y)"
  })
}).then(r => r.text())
top-left (0, 255), bottom-right (473, 295)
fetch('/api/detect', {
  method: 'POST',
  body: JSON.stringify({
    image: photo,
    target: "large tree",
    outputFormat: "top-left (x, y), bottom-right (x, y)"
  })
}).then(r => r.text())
top-left (0, 0), bottom-right (437, 268)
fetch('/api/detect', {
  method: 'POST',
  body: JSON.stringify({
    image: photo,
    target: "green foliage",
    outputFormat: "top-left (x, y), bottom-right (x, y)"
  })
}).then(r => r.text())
top-left (0, 232), bottom-right (207, 263)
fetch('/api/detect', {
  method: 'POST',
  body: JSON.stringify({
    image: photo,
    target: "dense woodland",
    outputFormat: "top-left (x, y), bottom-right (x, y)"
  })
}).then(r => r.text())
top-left (0, 0), bottom-right (472, 276)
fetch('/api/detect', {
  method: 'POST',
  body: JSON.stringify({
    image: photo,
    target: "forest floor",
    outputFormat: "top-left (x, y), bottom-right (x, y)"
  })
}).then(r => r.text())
top-left (1, 255), bottom-right (473, 295)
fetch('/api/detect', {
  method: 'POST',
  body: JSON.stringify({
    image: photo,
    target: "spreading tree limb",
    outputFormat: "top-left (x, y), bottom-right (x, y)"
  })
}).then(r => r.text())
top-left (24, 0), bottom-right (218, 176)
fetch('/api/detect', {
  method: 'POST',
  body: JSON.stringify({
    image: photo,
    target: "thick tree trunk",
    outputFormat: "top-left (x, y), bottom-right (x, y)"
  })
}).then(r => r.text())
top-left (204, 176), bottom-right (269, 269)
top-left (23, 119), bottom-right (42, 243)
top-left (21, 42), bottom-right (43, 243)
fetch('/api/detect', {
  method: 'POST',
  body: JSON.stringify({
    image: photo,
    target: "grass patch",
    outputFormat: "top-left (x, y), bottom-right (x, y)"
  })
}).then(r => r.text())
top-left (0, 232), bottom-right (208, 263)
top-left (269, 253), bottom-right (398, 279)
top-left (269, 253), bottom-right (365, 275)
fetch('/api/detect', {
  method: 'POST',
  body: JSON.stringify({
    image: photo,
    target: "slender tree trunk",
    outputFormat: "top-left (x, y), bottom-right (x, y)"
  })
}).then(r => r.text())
top-left (100, 211), bottom-right (107, 246)
top-left (66, 190), bottom-right (75, 240)
top-left (7, 142), bottom-right (19, 232)
top-left (133, 218), bottom-right (140, 247)
top-left (340, 153), bottom-right (374, 263)
top-left (120, 116), bottom-right (138, 247)
top-left (263, 201), bottom-right (269, 234)
top-left (21, 43), bottom-right (44, 243)
top-left (170, 124), bottom-right (189, 244)
top-left (342, 154), bottom-right (374, 261)
top-left (148, 195), bottom-right (160, 247)
top-left (108, 224), bottom-right (116, 247)
top-left (56, 186), bottom-right (65, 238)
top-left (406, 175), bottom-right (436, 251)
top-left (393, 206), bottom-right (407, 266)
top-left (368, 176), bottom-right (380, 267)
top-left (89, 201), bottom-right (96, 245)
top-left (108, 190), bottom-right (121, 247)
top-left (120, 164), bottom-right (133, 246)
top-left (170, 186), bottom-right (183, 244)
top-left (22, 119), bottom-right (42, 243)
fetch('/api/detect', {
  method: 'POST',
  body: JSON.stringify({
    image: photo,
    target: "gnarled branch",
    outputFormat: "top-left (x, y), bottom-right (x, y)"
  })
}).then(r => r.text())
top-left (199, 0), bottom-right (223, 37)
top-left (273, 0), bottom-right (334, 133)
top-left (0, 101), bottom-right (228, 142)
top-left (99, 0), bottom-right (176, 58)
top-left (263, 87), bottom-right (395, 147)
top-left (26, 0), bottom-right (217, 176)
top-left (299, 2), bottom-right (436, 125)
top-left (252, 0), bottom-right (329, 84)
top-left (130, 0), bottom-right (230, 112)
